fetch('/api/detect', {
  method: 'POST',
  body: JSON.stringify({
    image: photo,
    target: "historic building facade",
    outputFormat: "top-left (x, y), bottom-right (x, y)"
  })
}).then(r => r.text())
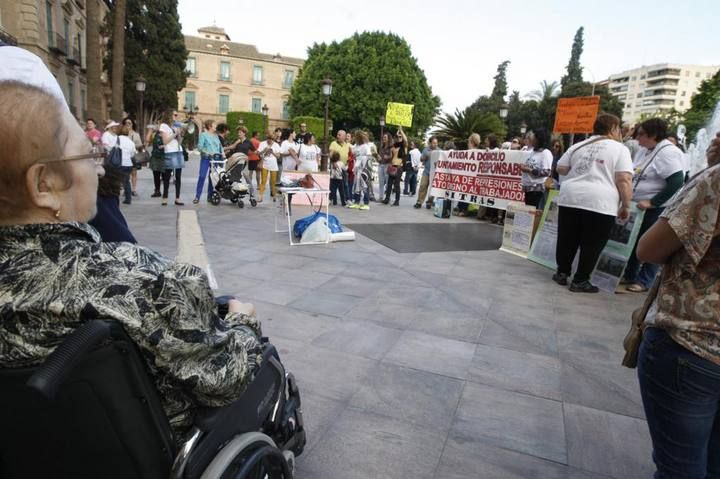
top-left (178, 25), bottom-right (304, 129)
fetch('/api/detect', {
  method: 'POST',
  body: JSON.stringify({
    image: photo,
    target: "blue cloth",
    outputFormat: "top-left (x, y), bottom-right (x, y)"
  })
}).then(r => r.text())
top-left (197, 132), bottom-right (222, 156)
top-left (638, 327), bottom-right (720, 478)
top-left (623, 207), bottom-right (664, 288)
top-left (164, 151), bottom-right (184, 170)
top-left (88, 195), bottom-right (137, 243)
top-left (195, 156), bottom-right (215, 200)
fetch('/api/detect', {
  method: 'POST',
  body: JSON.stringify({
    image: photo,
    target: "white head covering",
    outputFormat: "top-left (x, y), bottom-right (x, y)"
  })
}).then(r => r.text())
top-left (0, 46), bottom-right (68, 110)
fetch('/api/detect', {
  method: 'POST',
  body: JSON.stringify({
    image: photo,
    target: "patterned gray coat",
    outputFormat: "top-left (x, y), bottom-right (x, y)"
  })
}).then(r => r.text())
top-left (0, 222), bottom-right (262, 440)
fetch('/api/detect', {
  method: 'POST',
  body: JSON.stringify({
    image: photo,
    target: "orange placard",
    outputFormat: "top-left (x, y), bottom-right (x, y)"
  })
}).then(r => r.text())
top-left (553, 96), bottom-right (600, 134)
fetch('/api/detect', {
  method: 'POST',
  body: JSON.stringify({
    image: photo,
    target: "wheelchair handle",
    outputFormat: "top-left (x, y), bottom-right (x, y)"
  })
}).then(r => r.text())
top-left (27, 320), bottom-right (113, 400)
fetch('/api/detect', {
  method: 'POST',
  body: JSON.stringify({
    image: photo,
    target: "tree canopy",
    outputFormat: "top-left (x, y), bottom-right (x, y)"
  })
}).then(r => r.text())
top-left (561, 27), bottom-right (584, 91)
top-left (467, 60), bottom-right (511, 116)
top-left (683, 69), bottom-right (720, 141)
top-left (104, 0), bottom-right (188, 120)
top-left (289, 32), bottom-right (441, 136)
top-left (433, 109), bottom-right (506, 147)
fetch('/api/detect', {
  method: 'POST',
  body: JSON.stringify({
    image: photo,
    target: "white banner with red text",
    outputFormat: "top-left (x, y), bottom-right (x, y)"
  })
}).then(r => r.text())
top-left (429, 149), bottom-right (530, 210)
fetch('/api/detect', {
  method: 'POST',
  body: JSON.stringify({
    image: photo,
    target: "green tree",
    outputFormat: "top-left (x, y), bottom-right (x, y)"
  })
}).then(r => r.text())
top-left (559, 81), bottom-right (623, 119)
top-left (104, 0), bottom-right (188, 121)
top-left (289, 32), bottom-right (440, 138)
top-left (432, 109), bottom-right (506, 147)
top-left (468, 60), bottom-right (511, 115)
top-left (527, 80), bottom-right (560, 102)
top-left (561, 27), bottom-right (584, 91)
top-left (683, 70), bottom-right (720, 141)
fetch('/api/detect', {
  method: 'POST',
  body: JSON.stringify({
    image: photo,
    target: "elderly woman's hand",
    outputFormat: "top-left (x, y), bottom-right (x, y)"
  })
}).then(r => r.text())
top-left (228, 299), bottom-right (255, 317)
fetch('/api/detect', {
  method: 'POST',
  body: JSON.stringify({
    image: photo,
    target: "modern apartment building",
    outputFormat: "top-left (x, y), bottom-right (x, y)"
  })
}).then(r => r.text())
top-left (0, 0), bottom-right (110, 122)
top-left (606, 63), bottom-right (719, 124)
top-left (179, 25), bottom-right (304, 128)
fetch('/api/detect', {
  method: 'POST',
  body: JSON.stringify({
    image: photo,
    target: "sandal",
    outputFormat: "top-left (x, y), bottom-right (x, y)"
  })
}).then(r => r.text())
top-left (626, 283), bottom-right (649, 293)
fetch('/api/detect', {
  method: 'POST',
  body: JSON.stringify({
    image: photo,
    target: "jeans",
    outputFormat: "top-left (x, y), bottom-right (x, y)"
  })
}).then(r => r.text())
top-left (624, 207), bottom-right (664, 288)
top-left (195, 155), bottom-right (214, 200)
top-left (377, 164), bottom-right (388, 201)
top-left (329, 178), bottom-right (346, 205)
top-left (120, 166), bottom-right (133, 203)
top-left (404, 170), bottom-right (417, 195)
top-left (556, 206), bottom-right (616, 283)
top-left (259, 169), bottom-right (278, 198)
top-left (638, 327), bottom-right (720, 478)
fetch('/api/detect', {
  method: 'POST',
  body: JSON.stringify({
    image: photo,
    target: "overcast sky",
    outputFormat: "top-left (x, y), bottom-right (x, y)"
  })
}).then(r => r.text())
top-left (178, 0), bottom-right (719, 115)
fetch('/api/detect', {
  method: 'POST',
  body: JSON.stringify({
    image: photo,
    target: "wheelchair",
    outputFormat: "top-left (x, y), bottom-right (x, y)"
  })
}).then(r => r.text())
top-left (0, 319), bottom-right (306, 478)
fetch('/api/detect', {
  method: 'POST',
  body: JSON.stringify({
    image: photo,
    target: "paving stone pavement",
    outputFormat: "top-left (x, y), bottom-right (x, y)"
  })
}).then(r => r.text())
top-left (122, 158), bottom-right (654, 478)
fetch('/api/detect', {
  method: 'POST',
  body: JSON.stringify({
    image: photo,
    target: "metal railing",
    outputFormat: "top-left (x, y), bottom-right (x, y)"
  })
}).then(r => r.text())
top-left (50, 33), bottom-right (67, 55)
top-left (0, 27), bottom-right (17, 46)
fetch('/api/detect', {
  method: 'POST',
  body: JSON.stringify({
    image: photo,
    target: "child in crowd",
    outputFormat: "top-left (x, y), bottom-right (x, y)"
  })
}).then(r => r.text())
top-left (329, 151), bottom-right (347, 206)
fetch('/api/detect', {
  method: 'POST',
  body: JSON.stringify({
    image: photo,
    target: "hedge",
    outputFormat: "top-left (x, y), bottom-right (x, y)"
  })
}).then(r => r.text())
top-left (225, 111), bottom-right (267, 142)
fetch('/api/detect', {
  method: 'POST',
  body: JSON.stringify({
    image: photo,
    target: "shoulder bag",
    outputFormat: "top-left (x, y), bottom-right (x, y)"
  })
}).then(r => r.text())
top-left (632, 144), bottom-right (672, 192)
top-left (106, 136), bottom-right (122, 168)
top-left (621, 276), bottom-right (661, 368)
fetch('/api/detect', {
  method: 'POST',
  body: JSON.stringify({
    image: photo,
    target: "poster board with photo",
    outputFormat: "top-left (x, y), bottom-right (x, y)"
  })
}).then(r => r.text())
top-left (527, 191), bottom-right (646, 293)
top-left (500, 202), bottom-right (537, 258)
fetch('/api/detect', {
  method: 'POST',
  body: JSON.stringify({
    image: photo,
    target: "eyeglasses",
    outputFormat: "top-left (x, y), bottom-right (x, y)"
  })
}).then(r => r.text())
top-left (37, 145), bottom-right (107, 167)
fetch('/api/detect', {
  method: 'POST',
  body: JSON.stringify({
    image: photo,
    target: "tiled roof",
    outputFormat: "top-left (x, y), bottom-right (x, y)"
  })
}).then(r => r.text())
top-left (185, 35), bottom-right (304, 67)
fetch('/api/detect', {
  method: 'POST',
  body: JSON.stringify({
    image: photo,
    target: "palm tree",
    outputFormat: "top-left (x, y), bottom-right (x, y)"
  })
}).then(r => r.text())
top-left (526, 80), bottom-right (560, 102)
top-left (433, 108), bottom-right (506, 146)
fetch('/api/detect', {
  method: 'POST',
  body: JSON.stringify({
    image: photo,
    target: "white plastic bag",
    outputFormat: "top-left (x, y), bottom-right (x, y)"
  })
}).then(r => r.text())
top-left (300, 217), bottom-right (330, 243)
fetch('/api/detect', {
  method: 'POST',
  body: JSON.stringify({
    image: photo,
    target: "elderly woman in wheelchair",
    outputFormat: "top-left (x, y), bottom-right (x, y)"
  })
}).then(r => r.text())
top-left (0, 78), bottom-right (304, 478)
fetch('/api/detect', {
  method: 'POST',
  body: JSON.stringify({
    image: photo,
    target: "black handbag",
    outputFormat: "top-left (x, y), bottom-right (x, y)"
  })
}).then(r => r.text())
top-left (107, 137), bottom-right (122, 168)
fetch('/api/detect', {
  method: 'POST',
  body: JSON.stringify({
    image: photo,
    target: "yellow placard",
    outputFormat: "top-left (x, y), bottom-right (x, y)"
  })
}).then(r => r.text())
top-left (385, 102), bottom-right (414, 128)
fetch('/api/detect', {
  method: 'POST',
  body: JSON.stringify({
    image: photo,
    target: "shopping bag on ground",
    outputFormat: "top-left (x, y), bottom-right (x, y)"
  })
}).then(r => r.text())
top-left (293, 211), bottom-right (343, 239)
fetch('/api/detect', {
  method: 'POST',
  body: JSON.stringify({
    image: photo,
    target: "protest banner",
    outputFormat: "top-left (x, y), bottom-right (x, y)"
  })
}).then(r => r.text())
top-left (527, 191), bottom-right (646, 293)
top-left (385, 102), bottom-right (414, 127)
top-left (429, 149), bottom-right (530, 210)
top-left (500, 202), bottom-right (537, 258)
top-left (553, 96), bottom-right (600, 134)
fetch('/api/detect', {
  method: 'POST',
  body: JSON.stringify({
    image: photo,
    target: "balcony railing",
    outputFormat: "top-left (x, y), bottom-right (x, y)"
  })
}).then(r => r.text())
top-left (0, 27), bottom-right (17, 46)
top-left (647, 68), bottom-right (681, 78)
top-left (49, 33), bottom-right (67, 55)
top-left (67, 48), bottom-right (81, 65)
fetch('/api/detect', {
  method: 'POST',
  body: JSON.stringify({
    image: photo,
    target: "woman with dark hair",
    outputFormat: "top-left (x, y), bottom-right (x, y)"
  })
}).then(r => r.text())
top-left (158, 110), bottom-right (185, 206)
top-left (520, 128), bottom-right (553, 209)
top-left (147, 125), bottom-right (164, 198)
top-left (280, 129), bottom-right (298, 173)
top-left (122, 117), bottom-right (143, 197)
top-left (622, 118), bottom-right (685, 293)
top-left (553, 114), bottom-right (633, 292)
top-left (193, 119), bottom-right (221, 204)
top-left (383, 128), bottom-right (407, 206)
top-left (296, 132), bottom-right (321, 172)
top-left (378, 133), bottom-right (393, 202)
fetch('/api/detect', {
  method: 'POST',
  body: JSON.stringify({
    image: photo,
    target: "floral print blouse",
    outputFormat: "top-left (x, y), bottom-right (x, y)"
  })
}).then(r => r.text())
top-left (0, 222), bottom-right (263, 440)
top-left (654, 164), bottom-right (720, 365)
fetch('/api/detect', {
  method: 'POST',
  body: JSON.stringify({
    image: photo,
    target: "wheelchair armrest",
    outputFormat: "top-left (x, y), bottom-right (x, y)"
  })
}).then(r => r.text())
top-left (27, 320), bottom-right (113, 400)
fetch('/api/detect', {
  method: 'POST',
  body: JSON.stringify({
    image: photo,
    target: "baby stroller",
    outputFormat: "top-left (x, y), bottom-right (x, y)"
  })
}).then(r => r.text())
top-left (209, 153), bottom-right (255, 208)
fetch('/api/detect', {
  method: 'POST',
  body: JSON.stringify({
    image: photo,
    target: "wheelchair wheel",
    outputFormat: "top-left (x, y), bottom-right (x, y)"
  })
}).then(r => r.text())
top-left (210, 192), bottom-right (221, 206)
top-left (204, 433), bottom-right (293, 479)
top-left (238, 199), bottom-right (245, 209)
top-left (250, 198), bottom-right (257, 207)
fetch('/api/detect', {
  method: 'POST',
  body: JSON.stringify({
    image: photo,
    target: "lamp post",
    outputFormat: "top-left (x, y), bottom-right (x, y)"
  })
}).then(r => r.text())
top-left (379, 115), bottom-right (385, 148)
top-left (135, 76), bottom-right (146, 134)
top-left (321, 78), bottom-right (333, 171)
top-left (499, 104), bottom-right (508, 120)
top-left (261, 104), bottom-right (269, 134)
top-left (520, 122), bottom-right (528, 135)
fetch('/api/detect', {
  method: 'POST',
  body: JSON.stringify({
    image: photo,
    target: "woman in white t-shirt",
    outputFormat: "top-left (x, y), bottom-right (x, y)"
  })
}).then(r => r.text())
top-left (280, 130), bottom-right (299, 172)
top-left (622, 118), bottom-right (685, 292)
top-left (118, 125), bottom-right (138, 205)
top-left (520, 128), bottom-right (553, 209)
top-left (296, 133), bottom-right (321, 173)
top-left (553, 114), bottom-right (634, 293)
top-left (158, 110), bottom-right (185, 206)
top-left (257, 131), bottom-right (281, 202)
top-left (348, 131), bottom-right (372, 210)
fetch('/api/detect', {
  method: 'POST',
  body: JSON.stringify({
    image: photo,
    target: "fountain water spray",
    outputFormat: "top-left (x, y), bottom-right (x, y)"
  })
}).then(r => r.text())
top-left (686, 101), bottom-right (720, 176)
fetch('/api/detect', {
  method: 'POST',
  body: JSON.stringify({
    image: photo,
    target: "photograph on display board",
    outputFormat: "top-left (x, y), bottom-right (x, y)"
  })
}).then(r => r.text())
top-left (607, 209), bottom-right (639, 246)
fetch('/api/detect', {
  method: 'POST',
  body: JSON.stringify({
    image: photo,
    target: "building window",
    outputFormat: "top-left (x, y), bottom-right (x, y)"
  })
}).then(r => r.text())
top-left (681, 91), bottom-right (686, 96)
top-left (76, 32), bottom-right (82, 63)
top-left (186, 57), bottom-right (196, 76)
top-left (67, 79), bottom-right (74, 110)
top-left (631, 76), bottom-right (636, 81)
top-left (63, 18), bottom-right (70, 52)
top-left (80, 88), bottom-right (86, 117)
top-left (282, 70), bottom-right (294, 89)
top-left (251, 97), bottom-right (262, 113)
top-left (685, 70), bottom-right (690, 76)
top-left (282, 101), bottom-right (289, 120)
top-left (218, 94), bottom-right (230, 114)
top-left (184, 91), bottom-right (196, 110)
top-left (46, 1), bottom-right (53, 47)
top-left (679, 101), bottom-right (684, 106)
top-left (219, 61), bottom-right (231, 81)
top-left (695, 72), bottom-right (701, 78)
top-left (252, 65), bottom-right (263, 85)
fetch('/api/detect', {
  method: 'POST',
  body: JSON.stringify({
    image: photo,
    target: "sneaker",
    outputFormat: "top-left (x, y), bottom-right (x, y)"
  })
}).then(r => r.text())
top-left (552, 272), bottom-right (569, 286)
top-left (413, 203), bottom-right (421, 209)
top-left (391, 201), bottom-right (399, 206)
top-left (359, 204), bottom-right (370, 211)
top-left (347, 203), bottom-right (361, 209)
top-left (151, 191), bottom-right (161, 198)
top-left (569, 280), bottom-right (600, 293)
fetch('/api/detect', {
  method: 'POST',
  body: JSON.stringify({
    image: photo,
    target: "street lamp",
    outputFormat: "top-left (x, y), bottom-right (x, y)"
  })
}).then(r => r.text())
top-left (135, 76), bottom-right (146, 133)
top-left (520, 122), bottom-right (528, 135)
top-left (261, 104), bottom-right (269, 133)
top-left (321, 78), bottom-right (333, 171)
top-left (379, 115), bottom-right (385, 147)
top-left (499, 104), bottom-right (508, 120)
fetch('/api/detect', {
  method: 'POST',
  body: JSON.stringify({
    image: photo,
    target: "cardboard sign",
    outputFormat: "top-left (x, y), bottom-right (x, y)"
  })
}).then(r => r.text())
top-left (429, 149), bottom-right (530, 210)
top-left (385, 102), bottom-right (414, 127)
top-left (553, 96), bottom-right (600, 134)
top-left (500, 202), bottom-right (537, 258)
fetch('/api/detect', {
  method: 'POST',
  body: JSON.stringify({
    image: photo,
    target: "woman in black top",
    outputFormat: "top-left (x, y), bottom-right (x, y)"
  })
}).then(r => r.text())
top-left (227, 125), bottom-right (258, 203)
